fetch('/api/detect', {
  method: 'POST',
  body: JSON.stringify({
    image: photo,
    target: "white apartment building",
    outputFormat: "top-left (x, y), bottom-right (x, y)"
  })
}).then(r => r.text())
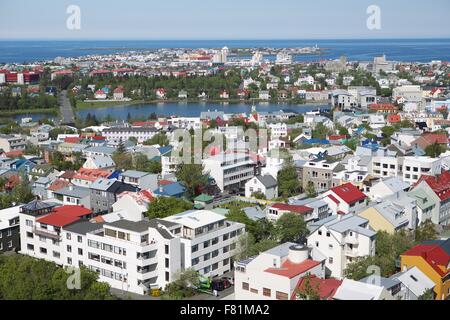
top-left (103, 127), bottom-right (158, 143)
top-left (234, 243), bottom-right (326, 300)
top-left (393, 85), bottom-right (423, 104)
top-left (19, 201), bottom-right (246, 295)
top-left (0, 134), bottom-right (27, 152)
top-left (402, 156), bottom-right (441, 184)
top-left (167, 117), bottom-right (201, 130)
top-left (371, 156), bottom-right (401, 179)
top-left (307, 214), bottom-right (376, 279)
top-left (268, 123), bottom-right (288, 139)
top-left (163, 210), bottom-right (245, 278)
top-left (203, 152), bottom-right (255, 192)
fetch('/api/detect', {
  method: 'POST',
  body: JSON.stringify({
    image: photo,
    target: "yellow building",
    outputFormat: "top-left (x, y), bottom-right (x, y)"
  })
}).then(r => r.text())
top-left (400, 240), bottom-right (450, 300)
top-left (358, 202), bottom-right (410, 235)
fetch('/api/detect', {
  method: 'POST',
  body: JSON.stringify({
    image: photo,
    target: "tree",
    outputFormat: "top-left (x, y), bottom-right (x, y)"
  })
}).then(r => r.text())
top-left (251, 191), bottom-right (266, 200)
top-left (161, 268), bottom-right (199, 300)
top-left (0, 255), bottom-right (115, 300)
top-left (425, 142), bottom-right (446, 158)
top-left (305, 181), bottom-right (317, 198)
top-left (11, 176), bottom-right (34, 204)
top-left (275, 213), bottom-right (309, 243)
top-left (175, 163), bottom-right (209, 200)
top-left (235, 233), bottom-right (278, 261)
top-left (296, 273), bottom-right (321, 300)
top-left (144, 133), bottom-right (169, 146)
top-left (146, 160), bottom-right (162, 174)
top-left (414, 220), bottom-right (438, 243)
top-left (277, 156), bottom-right (301, 197)
top-left (112, 152), bottom-right (133, 171)
top-left (312, 123), bottom-right (332, 140)
top-left (252, 218), bottom-right (276, 242)
top-left (418, 288), bottom-right (435, 300)
top-left (146, 197), bottom-right (193, 219)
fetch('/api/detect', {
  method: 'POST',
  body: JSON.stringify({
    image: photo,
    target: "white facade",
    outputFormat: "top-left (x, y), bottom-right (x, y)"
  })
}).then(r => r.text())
top-left (163, 210), bottom-right (245, 278)
top-left (244, 175), bottom-right (278, 200)
top-left (402, 156), bottom-right (441, 184)
top-left (307, 215), bottom-right (376, 279)
top-left (203, 153), bottom-right (255, 192)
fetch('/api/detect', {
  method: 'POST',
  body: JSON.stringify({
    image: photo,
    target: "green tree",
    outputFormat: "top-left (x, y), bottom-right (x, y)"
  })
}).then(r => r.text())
top-left (418, 288), bottom-right (435, 300)
top-left (296, 273), bottom-right (321, 300)
top-left (275, 213), bottom-right (309, 243)
top-left (305, 181), bottom-right (317, 198)
top-left (146, 197), bottom-right (193, 219)
top-left (414, 220), bottom-right (438, 243)
top-left (277, 156), bottom-right (301, 197)
top-left (175, 163), bottom-right (209, 199)
top-left (161, 268), bottom-right (199, 300)
top-left (425, 142), bottom-right (446, 158)
top-left (144, 133), bottom-right (169, 146)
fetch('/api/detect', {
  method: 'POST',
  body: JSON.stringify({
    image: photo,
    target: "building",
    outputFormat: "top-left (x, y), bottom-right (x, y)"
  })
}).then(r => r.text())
top-left (393, 85), bottom-right (423, 105)
top-left (163, 210), bottom-right (245, 278)
top-left (322, 183), bottom-right (367, 215)
top-left (113, 86), bottom-right (125, 100)
top-left (244, 175), bottom-right (278, 200)
top-left (112, 190), bottom-right (154, 222)
top-left (52, 185), bottom-right (91, 208)
top-left (0, 205), bottom-right (20, 252)
top-left (83, 155), bottom-right (116, 172)
top-left (19, 200), bottom-right (182, 295)
top-left (409, 171), bottom-right (450, 225)
top-left (301, 159), bottom-right (342, 193)
top-left (390, 266), bottom-right (436, 300)
top-left (400, 239), bottom-right (450, 300)
top-left (333, 278), bottom-right (394, 300)
top-left (402, 156), bottom-right (441, 185)
top-left (120, 170), bottom-right (158, 191)
top-left (203, 152), bottom-right (255, 192)
top-left (103, 127), bottom-right (158, 144)
top-left (0, 134), bottom-right (26, 153)
top-left (358, 194), bottom-right (418, 234)
top-left (266, 203), bottom-right (314, 223)
top-left (234, 243), bottom-right (326, 300)
top-left (367, 177), bottom-right (410, 201)
top-left (307, 214), bottom-right (376, 278)
top-left (90, 178), bottom-right (137, 214)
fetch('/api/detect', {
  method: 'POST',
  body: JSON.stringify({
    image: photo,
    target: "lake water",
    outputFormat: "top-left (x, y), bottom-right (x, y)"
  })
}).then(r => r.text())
top-left (75, 102), bottom-right (331, 121)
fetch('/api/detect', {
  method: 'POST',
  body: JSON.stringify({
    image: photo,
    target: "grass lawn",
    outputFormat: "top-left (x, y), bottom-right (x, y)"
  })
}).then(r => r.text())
top-left (75, 100), bottom-right (145, 109)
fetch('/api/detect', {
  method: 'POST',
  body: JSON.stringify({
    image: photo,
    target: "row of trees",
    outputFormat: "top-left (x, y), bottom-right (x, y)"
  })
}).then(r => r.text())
top-left (0, 89), bottom-right (58, 111)
top-left (0, 254), bottom-right (115, 300)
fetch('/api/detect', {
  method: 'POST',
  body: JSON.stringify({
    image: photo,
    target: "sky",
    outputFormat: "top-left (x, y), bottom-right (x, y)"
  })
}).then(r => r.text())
top-left (0, 0), bottom-right (449, 40)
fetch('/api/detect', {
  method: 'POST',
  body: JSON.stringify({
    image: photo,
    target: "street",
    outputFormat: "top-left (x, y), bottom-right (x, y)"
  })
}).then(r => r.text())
top-left (58, 90), bottom-right (75, 125)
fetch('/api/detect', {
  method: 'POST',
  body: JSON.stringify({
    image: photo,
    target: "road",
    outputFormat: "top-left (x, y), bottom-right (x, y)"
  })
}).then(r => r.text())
top-left (58, 90), bottom-right (75, 125)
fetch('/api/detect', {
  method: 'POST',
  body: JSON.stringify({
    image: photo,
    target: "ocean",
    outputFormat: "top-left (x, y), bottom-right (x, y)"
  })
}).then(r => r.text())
top-left (0, 39), bottom-right (449, 63)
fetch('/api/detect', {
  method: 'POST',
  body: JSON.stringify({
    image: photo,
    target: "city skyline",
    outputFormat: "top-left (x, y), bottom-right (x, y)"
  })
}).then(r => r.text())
top-left (1, 0), bottom-right (449, 40)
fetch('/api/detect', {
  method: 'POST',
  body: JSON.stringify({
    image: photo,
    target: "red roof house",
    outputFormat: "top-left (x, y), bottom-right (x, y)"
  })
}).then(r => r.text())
top-left (291, 275), bottom-right (343, 300)
top-left (36, 205), bottom-right (93, 228)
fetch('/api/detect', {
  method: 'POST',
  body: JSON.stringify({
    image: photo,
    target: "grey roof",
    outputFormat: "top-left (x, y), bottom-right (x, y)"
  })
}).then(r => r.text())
top-left (64, 221), bottom-right (104, 235)
top-left (360, 275), bottom-right (400, 290)
top-left (54, 185), bottom-right (90, 198)
top-left (84, 146), bottom-right (116, 155)
top-left (21, 199), bottom-right (56, 212)
top-left (264, 242), bottom-right (297, 257)
top-left (372, 200), bottom-right (410, 229)
top-left (106, 219), bottom-right (174, 239)
top-left (104, 127), bottom-right (158, 133)
top-left (310, 214), bottom-right (376, 238)
top-left (90, 178), bottom-right (115, 191)
top-left (256, 175), bottom-right (278, 188)
top-left (121, 170), bottom-right (149, 179)
top-left (242, 206), bottom-right (266, 221)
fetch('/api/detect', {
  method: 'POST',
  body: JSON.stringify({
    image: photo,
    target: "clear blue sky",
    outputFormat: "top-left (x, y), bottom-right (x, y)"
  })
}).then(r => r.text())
top-left (1, 0), bottom-right (449, 40)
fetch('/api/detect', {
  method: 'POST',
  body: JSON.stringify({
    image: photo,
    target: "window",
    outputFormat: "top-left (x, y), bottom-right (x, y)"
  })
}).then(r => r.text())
top-left (204, 253), bottom-right (211, 261)
top-left (26, 220), bottom-right (33, 227)
top-left (77, 236), bottom-right (82, 243)
top-left (212, 263), bottom-right (218, 271)
top-left (53, 251), bottom-right (60, 258)
top-left (223, 258), bottom-right (229, 266)
top-left (192, 244), bottom-right (198, 253)
top-left (329, 257), bottom-right (334, 264)
top-left (318, 230), bottom-right (322, 236)
top-left (27, 232), bottom-right (33, 238)
top-left (192, 258), bottom-right (200, 266)
top-left (7, 230), bottom-right (12, 237)
top-left (39, 235), bottom-right (46, 242)
top-left (7, 241), bottom-right (12, 248)
top-left (66, 233), bottom-right (71, 240)
top-left (263, 288), bottom-right (271, 297)
top-left (67, 245), bottom-right (72, 253)
top-left (276, 291), bottom-right (288, 300)
top-left (27, 244), bottom-right (34, 250)
top-left (67, 257), bottom-right (72, 265)
top-left (165, 258), bottom-right (169, 268)
top-left (78, 248), bottom-right (83, 255)
top-left (315, 242), bottom-right (319, 247)
top-left (165, 245), bottom-right (169, 255)
top-left (250, 288), bottom-right (258, 294)
top-left (165, 272), bottom-right (170, 282)
top-left (329, 244), bottom-right (333, 249)
top-left (326, 231), bottom-right (330, 237)
top-left (40, 247), bottom-right (47, 254)
top-left (203, 240), bottom-right (210, 249)
top-left (242, 282), bottom-right (249, 291)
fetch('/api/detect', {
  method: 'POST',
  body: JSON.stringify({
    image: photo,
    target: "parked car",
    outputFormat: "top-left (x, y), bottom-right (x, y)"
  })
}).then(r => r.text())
top-left (221, 276), bottom-right (234, 285)
top-left (211, 278), bottom-right (231, 291)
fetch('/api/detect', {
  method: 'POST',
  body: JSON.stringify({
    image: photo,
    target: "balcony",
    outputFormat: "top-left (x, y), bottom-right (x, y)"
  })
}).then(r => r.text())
top-left (33, 227), bottom-right (61, 240)
top-left (345, 236), bottom-right (359, 245)
top-left (344, 248), bottom-right (359, 257)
